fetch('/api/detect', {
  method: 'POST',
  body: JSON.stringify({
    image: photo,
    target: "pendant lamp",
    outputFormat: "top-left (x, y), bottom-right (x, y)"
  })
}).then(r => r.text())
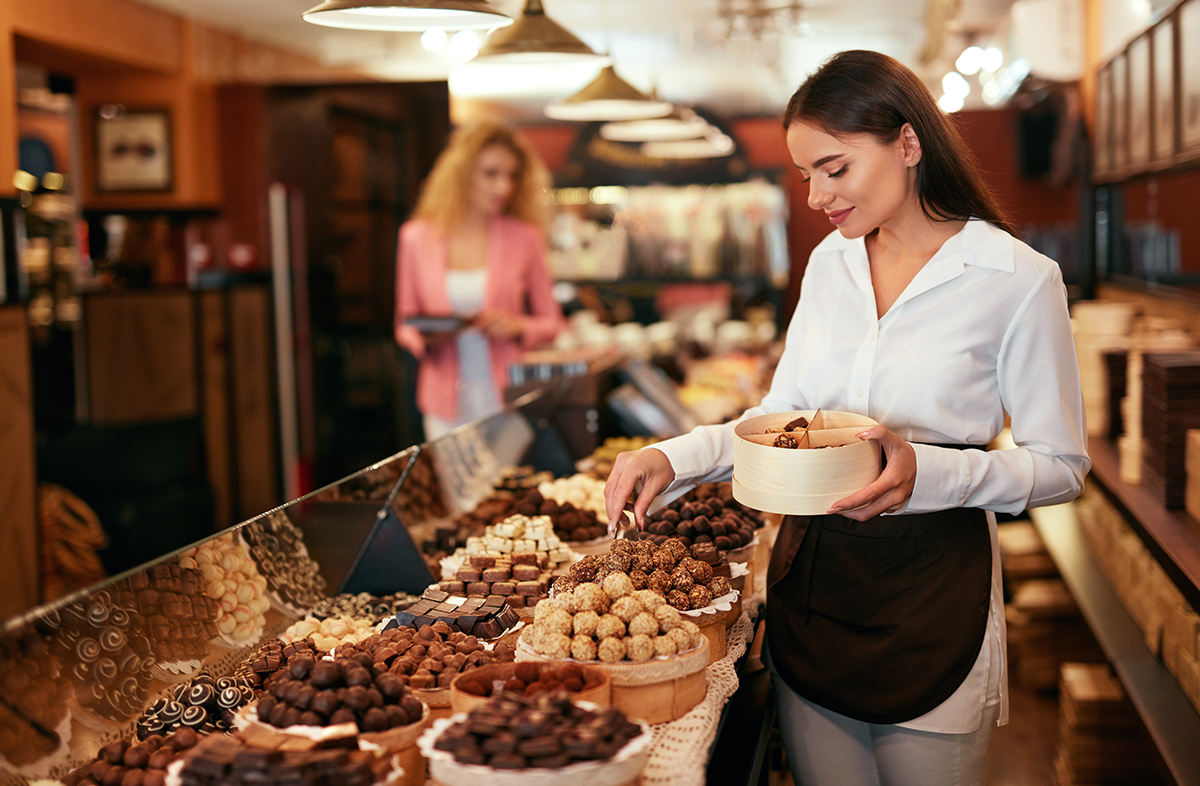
top-left (302, 0), bottom-right (513, 31)
top-left (474, 0), bottom-right (607, 64)
top-left (642, 130), bottom-right (736, 159)
top-left (544, 65), bottom-right (673, 121)
top-left (600, 107), bottom-right (710, 142)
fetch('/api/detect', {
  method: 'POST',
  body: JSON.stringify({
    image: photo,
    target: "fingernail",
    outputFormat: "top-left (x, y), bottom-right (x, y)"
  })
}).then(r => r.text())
top-left (856, 431), bottom-right (870, 440)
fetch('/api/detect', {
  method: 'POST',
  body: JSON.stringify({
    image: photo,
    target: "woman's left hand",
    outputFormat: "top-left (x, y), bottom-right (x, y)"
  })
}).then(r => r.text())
top-left (474, 310), bottom-right (523, 340)
top-left (827, 425), bottom-right (916, 520)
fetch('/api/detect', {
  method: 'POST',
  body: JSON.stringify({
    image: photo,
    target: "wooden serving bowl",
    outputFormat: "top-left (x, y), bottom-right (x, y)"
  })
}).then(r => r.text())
top-left (448, 661), bottom-right (610, 714)
top-left (732, 410), bottom-right (881, 515)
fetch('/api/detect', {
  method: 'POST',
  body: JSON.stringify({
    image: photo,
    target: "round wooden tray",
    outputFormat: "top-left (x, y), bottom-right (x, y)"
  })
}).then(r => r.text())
top-left (515, 638), bottom-right (709, 725)
top-left (448, 662), bottom-right (611, 714)
top-left (733, 410), bottom-right (881, 515)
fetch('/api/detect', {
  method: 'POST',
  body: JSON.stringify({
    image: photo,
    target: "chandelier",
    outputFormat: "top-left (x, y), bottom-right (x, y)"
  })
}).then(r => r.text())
top-left (713, 0), bottom-right (804, 41)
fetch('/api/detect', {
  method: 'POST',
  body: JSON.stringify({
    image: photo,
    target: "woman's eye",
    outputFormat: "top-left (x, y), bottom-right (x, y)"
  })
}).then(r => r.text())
top-left (829, 166), bottom-right (848, 178)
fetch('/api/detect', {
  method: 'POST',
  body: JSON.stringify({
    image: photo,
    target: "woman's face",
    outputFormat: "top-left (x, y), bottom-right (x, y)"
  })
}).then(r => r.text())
top-left (467, 142), bottom-right (521, 218)
top-left (785, 120), bottom-right (921, 239)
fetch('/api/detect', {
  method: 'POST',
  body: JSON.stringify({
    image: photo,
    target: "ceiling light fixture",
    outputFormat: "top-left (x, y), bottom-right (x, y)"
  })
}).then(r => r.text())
top-left (302, 0), bottom-right (513, 31)
top-left (600, 107), bottom-right (710, 142)
top-left (642, 129), bottom-right (736, 159)
top-left (714, 0), bottom-right (804, 41)
top-left (474, 0), bottom-right (607, 64)
top-left (544, 65), bottom-right (673, 121)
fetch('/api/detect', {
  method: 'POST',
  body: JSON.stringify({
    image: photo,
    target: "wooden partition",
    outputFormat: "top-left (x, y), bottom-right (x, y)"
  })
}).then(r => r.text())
top-left (0, 306), bottom-right (39, 618)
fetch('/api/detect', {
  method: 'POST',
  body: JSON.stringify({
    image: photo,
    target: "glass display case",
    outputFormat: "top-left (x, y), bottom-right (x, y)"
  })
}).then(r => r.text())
top-left (0, 386), bottom-right (558, 784)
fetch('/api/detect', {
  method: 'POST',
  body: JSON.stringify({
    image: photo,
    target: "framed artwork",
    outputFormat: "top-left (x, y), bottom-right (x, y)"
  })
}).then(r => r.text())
top-left (1094, 64), bottom-right (1112, 176)
top-left (1127, 34), bottom-right (1151, 169)
top-left (1152, 17), bottom-right (1176, 164)
top-left (1111, 51), bottom-right (1128, 173)
top-left (94, 109), bottom-right (173, 192)
top-left (1182, 0), bottom-right (1200, 153)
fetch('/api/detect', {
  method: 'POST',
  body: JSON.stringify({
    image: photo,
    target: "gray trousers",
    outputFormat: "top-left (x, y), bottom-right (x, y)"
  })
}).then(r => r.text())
top-left (768, 647), bottom-right (999, 786)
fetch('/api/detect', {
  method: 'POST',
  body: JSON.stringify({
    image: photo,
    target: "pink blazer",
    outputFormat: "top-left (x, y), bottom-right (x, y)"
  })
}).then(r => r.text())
top-left (394, 216), bottom-right (566, 422)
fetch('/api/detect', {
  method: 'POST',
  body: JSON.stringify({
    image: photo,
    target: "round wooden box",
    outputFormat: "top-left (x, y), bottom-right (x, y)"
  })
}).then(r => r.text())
top-left (732, 410), bottom-right (881, 515)
top-left (448, 662), bottom-right (611, 714)
top-left (515, 638), bottom-right (709, 725)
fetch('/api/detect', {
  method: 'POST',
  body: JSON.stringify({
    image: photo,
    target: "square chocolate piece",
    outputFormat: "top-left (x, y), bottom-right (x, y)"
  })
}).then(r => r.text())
top-left (491, 581), bottom-right (515, 596)
top-left (512, 564), bottom-right (540, 581)
top-left (469, 555), bottom-right (497, 569)
top-left (439, 580), bottom-right (464, 595)
top-left (466, 582), bottom-right (491, 596)
top-left (481, 567), bottom-right (510, 583)
top-left (511, 552), bottom-right (537, 566)
top-left (505, 595), bottom-right (527, 608)
top-left (456, 568), bottom-right (482, 583)
top-left (423, 589), bottom-right (451, 603)
top-left (515, 581), bottom-right (541, 596)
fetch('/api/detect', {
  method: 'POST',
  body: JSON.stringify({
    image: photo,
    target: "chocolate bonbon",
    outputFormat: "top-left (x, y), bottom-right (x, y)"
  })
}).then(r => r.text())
top-left (255, 653), bottom-right (425, 732)
top-left (59, 726), bottom-right (201, 786)
top-left (240, 512), bottom-right (327, 612)
top-left (431, 690), bottom-right (643, 769)
top-left (175, 734), bottom-right (394, 786)
top-left (390, 590), bottom-right (520, 638)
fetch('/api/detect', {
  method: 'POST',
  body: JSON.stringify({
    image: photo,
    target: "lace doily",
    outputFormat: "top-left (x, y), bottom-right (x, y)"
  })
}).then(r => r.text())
top-left (637, 595), bottom-right (765, 786)
top-left (418, 708), bottom-right (653, 786)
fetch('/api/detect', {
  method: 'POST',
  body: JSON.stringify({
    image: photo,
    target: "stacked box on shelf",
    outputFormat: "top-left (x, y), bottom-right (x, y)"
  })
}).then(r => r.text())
top-left (1118, 328), bottom-right (1193, 485)
top-left (997, 520), bottom-right (1059, 594)
top-left (1053, 663), bottom-right (1164, 786)
top-left (1103, 350), bottom-right (1128, 437)
top-left (1140, 352), bottom-right (1200, 507)
top-left (1006, 579), bottom-right (1105, 691)
top-left (1074, 486), bottom-right (1200, 715)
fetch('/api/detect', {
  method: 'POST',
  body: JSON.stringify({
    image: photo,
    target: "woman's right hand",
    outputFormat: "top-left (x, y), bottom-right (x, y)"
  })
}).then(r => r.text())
top-left (603, 448), bottom-right (676, 536)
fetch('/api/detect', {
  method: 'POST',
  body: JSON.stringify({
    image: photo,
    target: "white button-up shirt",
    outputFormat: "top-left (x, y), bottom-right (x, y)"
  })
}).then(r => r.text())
top-left (653, 219), bottom-right (1090, 732)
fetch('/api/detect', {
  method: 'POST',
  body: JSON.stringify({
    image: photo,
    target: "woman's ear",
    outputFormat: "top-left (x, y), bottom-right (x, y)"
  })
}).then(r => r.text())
top-left (900, 123), bottom-right (922, 167)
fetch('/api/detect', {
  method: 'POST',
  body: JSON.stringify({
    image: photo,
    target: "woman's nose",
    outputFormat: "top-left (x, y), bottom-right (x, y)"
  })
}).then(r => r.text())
top-left (807, 180), bottom-right (831, 211)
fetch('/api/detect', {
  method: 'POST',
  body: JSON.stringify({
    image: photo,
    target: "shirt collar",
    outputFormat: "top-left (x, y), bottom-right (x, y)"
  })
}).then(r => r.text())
top-left (844, 218), bottom-right (1016, 274)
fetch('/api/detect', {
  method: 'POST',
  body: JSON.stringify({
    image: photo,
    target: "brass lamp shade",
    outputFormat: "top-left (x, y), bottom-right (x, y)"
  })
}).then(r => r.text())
top-left (302, 0), bottom-right (513, 31)
top-left (600, 107), bottom-right (710, 142)
top-left (544, 66), bottom-right (673, 121)
top-left (475, 0), bottom-right (606, 63)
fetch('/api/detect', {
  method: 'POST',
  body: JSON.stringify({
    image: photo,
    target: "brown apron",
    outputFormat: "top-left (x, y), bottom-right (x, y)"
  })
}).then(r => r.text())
top-left (765, 452), bottom-right (992, 724)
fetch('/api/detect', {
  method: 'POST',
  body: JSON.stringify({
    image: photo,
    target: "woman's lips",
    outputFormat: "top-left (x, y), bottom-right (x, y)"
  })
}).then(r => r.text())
top-left (827, 208), bottom-right (853, 226)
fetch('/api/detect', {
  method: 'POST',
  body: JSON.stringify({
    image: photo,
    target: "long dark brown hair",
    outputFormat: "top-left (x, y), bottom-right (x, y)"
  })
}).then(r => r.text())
top-left (783, 50), bottom-right (1019, 238)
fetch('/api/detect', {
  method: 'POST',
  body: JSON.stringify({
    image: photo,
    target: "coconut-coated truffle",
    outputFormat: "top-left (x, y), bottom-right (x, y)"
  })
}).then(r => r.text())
top-left (597, 637), bottom-right (626, 663)
top-left (602, 572), bottom-right (635, 600)
top-left (571, 635), bottom-right (598, 661)
top-left (653, 635), bottom-right (678, 657)
top-left (572, 610), bottom-right (600, 638)
top-left (654, 604), bottom-right (683, 632)
top-left (610, 596), bottom-right (643, 624)
top-left (574, 583), bottom-right (609, 613)
top-left (595, 613), bottom-right (626, 640)
top-left (628, 612), bottom-right (659, 637)
top-left (626, 634), bottom-right (654, 662)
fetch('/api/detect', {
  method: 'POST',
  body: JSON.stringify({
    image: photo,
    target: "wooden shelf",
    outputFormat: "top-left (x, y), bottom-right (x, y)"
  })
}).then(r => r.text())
top-left (1030, 503), bottom-right (1200, 786)
top-left (1086, 437), bottom-right (1200, 612)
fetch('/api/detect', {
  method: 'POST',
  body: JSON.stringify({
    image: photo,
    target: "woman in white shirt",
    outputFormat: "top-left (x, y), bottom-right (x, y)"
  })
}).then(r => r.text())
top-left (604, 50), bottom-right (1089, 786)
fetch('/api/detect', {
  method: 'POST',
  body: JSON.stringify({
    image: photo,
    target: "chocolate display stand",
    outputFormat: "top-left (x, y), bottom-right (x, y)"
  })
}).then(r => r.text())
top-left (339, 448), bottom-right (436, 596)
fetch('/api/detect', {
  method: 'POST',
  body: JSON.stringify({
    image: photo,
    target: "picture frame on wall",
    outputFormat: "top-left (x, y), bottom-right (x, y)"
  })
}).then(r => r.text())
top-left (1152, 16), bottom-right (1176, 165)
top-left (1111, 51), bottom-right (1128, 173)
top-left (94, 108), bottom-right (173, 192)
top-left (1182, 0), bottom-right (1200, 154)
top-left (1127, 34), bottom-right (1151, 170)
top-left (1094, 64), bottom-right (1113, 177)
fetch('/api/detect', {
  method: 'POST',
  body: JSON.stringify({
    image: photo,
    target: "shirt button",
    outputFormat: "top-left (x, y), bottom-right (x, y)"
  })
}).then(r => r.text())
top-left (856, 388), bottom-right (864, 397)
